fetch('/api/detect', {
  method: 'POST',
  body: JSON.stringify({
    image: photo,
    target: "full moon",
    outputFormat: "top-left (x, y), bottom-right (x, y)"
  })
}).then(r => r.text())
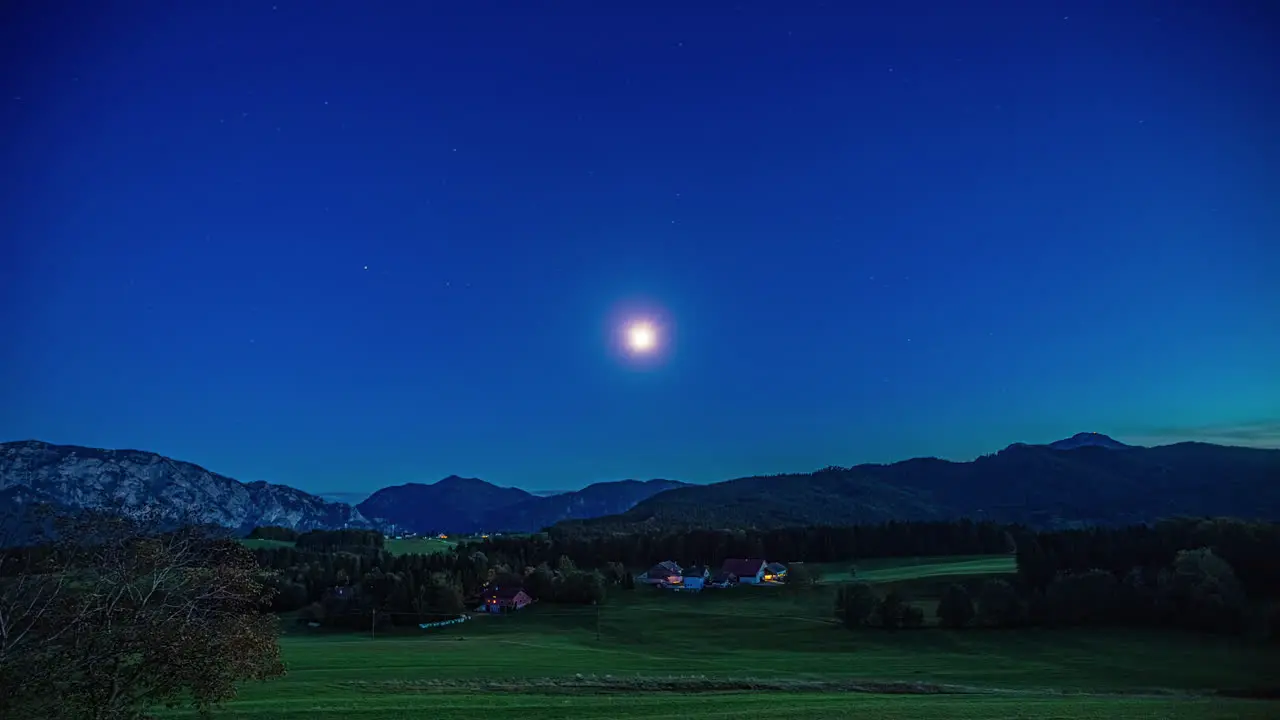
top-left (627, 322), bottom-right (657, 353)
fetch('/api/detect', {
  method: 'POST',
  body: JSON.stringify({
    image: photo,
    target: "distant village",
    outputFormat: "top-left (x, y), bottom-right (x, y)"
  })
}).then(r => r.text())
top-left (389, 531), bottom-right (500, 541)
top-left (383, 529), bottom-right (796, 616)
top-left (477, 558), bottom-right (792, 614)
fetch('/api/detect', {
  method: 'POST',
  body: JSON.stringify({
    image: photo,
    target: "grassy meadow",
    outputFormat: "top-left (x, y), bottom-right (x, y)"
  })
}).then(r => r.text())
top-left (238, 538), bottom-right (296, 550)
top-left (814, 554), bottom-right (1018, 584)
top-left (239, 536), bottom-right (458, 555)
top-left (179, 554), bottom-right (1278, 719)
top-left (383, 536), bottom-right (458, 555)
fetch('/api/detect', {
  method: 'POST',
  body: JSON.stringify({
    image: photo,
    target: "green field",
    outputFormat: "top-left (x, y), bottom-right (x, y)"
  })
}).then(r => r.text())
top-left (238, 538), bottom-right (296, 550)
top-left (238, 537), bottom-right (458, 555)
top-left (815, 554), bottom-right (1018, 584)
top-left (384, 536), bottom-right (457, 555)
top-left (171, 554), bottom-right (1277, 719)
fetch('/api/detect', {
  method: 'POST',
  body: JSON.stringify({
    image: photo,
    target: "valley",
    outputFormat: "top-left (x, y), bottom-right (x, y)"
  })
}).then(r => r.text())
top-left (157, 554), bottom-right (1278, 720)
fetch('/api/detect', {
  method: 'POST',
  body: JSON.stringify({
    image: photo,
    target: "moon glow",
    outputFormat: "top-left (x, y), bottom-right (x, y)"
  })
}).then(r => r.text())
top-left (627, 322), bottom-right (657, 353)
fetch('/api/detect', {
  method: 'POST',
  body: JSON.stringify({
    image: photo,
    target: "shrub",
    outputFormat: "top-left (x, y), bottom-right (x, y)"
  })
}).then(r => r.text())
top-left (977, 578), bottom-right (1024, 627)
top-left (937, 583), bottom-right (975, 628)
top-left (835, 582), bottom-right (878, 628)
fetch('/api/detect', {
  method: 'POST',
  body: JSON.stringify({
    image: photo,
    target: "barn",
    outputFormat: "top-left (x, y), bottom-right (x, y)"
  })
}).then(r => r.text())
top-left (720, 558), bottom-right (767, 585)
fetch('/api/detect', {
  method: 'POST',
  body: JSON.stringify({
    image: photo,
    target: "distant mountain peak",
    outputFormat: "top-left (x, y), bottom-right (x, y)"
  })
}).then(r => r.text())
top-left (356, 476), bottom-right (685, 534)
top-left (1047, 432), bottom-right (1131, 451)
top-left (435, 475), bottom-right (491, 487)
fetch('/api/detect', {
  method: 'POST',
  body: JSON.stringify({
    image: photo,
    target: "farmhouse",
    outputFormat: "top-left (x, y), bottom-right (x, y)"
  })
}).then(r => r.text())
top-left (721, 558), bottom-right (767, 584)
top-left (678, 565), bottom-right (710, 591)
top-left (763, 562), bottom-right (788, 583)
top-left (643, 560), bottom-right (683, 585)
top-left (479, 585), bottom-right (533, 613)
top-left (709, 570), bottom-right (737, 588)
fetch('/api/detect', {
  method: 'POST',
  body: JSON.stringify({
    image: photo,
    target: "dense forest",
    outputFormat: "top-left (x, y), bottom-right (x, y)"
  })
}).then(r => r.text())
top-left (246, 517), bottom-right (1280, 640)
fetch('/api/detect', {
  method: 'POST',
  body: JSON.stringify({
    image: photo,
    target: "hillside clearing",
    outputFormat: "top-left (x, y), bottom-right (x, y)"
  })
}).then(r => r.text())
top-left (813, 554), bottom-right (1017, 584)
top-left (384, 537), bottom-right (457, 555)
top-left (238, 538), bottom-right (295, 550)
top-left (239, 536), bottom-right (459, 555)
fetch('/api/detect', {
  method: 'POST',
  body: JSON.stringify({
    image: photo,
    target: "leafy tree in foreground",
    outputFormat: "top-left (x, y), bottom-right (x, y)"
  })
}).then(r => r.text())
top-left (0, 508), bottom-right (284, 720)
top-left (937, 583), bottom-right (976, 628)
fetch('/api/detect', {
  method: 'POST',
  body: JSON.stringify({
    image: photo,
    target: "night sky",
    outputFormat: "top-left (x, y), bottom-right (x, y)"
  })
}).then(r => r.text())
top-left (2, 1), bottom-right (1277, 495)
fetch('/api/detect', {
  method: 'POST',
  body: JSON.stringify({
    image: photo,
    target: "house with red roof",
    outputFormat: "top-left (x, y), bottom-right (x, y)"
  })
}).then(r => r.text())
top-left (642, 560), bottom-right (683, 585)
top-left (720, 558), bottom-right (767, 584)
top-left (479, 585), bottom-right (533, 613)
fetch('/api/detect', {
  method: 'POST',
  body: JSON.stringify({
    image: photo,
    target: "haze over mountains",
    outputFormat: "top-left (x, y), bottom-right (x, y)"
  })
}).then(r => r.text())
top-left (2, 433), bottom-right (1278, 537)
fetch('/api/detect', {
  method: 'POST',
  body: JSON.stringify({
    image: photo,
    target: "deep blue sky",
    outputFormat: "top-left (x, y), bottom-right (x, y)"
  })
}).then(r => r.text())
top-left (2, 1), bottom-right (1277, 494)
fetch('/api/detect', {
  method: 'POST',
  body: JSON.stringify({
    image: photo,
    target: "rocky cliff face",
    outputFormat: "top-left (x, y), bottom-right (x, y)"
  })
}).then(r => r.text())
top-left (0, 440), bottom-right (375, 533)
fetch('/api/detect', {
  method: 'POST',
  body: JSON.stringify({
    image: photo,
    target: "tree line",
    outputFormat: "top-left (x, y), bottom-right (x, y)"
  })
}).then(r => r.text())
top-left (525, 519), bottom-right (1018, 569)
top-left (250, 538), bottom-right (617, 631)
top-left (244, 520), bottom-right (1014, 630)
top-left (249, 526), bottom-right (384, 551)
top-left (831, 517), bottom-right (1280, 639)
top-left (250, 517), bottom-right (1280, 640)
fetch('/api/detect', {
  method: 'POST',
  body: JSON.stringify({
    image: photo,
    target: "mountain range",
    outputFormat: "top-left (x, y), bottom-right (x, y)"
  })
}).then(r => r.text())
top-left (356, 477), bottom-right (686, 534)
top-left (0, 440), bottom-right (373, 535)
top-left (0, 440), bottom-right (680, 536)
top-left (3, 433), bottom-right (1278, 538)
top-left (566, 433), bottom-right (1280, 532)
